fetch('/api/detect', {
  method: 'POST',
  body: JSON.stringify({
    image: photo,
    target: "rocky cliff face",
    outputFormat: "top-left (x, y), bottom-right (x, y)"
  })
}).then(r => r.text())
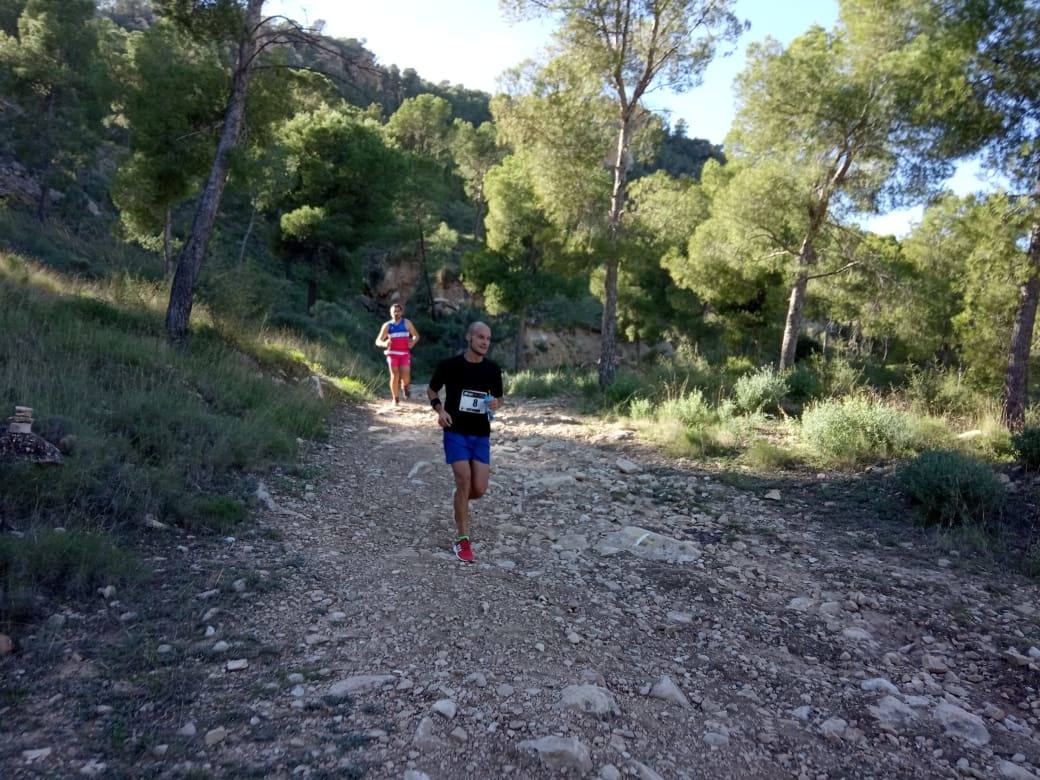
top-left (364, 252), bottom-right (475, 316)
top-left (497, 326), bottom-right (653, 371)
top-left (0, 159), bottom-right (43, 205)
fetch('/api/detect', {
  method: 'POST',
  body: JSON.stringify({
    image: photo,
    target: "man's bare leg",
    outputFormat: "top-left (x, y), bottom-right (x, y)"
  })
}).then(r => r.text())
top-left (469, 461), bottom-right (490, 501)
top-left (388, 366), bottom-right (401, 403)
top-left (401, 365), bottom-right (412, 399)
top-left (451, 460), bottom-right (472, 538)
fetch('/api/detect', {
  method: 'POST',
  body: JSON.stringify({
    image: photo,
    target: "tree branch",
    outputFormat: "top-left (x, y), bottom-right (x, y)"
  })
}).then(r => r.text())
top-left (807, 261), bottom-right (861, 281)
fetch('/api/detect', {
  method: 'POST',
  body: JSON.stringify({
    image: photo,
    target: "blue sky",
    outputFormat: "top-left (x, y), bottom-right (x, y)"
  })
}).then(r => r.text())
top-left (266, 0), bottom-right (991, 236)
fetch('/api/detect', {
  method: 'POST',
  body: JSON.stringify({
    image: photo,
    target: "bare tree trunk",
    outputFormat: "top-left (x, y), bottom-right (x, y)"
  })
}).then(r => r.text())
top-left (35, 93), bottom-right (56, 222)
top-left (472, 196), bottom-right (486, 242)
top-left (1002, 220), bottom-right (1040, 430)
top-left (162, 207), bottom-right (173, 277)
top-left (237, 206), bottom-right (256, 267)
top-left (514, 306), bottom-right (527, 372)
top-left (599, 257), bottom-right (620, 387)
top-left (417, 217), bottom-right (436, 320)
top-left (35, 171), bottom-right (50, 222)
top-left (782, 228), bottom-right (823, 372)
top-left (779, 270), bottom-right (809, 371)
top-left (306, 275), bottom-right (317, 313)
top-left (599, 119), bottom-right (631, 389)
top-left (779, 238), bottom-right (816, 371)
top-left (165, 0), bottom-right (264, 346)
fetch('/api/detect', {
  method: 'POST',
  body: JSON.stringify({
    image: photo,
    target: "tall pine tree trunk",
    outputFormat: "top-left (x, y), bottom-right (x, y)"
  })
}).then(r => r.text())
top-left (237, 206), bottom-right (256, 267)
top-left (779, 238), bottom-right (817, 371)
top-left (514, 247), bottom-right (539, 371)
top-left (417, 217), bottom-right (436, 320)
top-left (165, 0), bottom-right (264, 346)
top-left (514, 305), bottom-right (527, 372)
top-left (306, 276), bottom-right (317, 313)
top-left (34, 168), bottom-right (49, 222)
top-left (473, 196), bottom-right (486, 242)
top-left (777, 150), bottom-right (853, 370)
top-left (599, 119), bottom-right (632, 389)
top-left (162, 207), bottom-right (173, 277)
top-left (1001, 218), bottom-right (1040, 430)
top-left (35, 93), bottom-right (56, 222)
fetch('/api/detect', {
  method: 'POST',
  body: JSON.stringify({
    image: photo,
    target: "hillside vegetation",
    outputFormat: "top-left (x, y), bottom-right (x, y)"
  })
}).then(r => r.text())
top-left (0, 0), bottom-right (1039, 627)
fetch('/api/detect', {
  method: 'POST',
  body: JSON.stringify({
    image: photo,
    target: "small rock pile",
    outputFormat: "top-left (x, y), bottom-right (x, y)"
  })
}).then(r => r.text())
top-left (0, 405), bottom-right (63, 465)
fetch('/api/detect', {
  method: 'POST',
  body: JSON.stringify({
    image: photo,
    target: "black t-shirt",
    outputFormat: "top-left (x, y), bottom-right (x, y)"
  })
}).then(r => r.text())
top-left (429, 353), bottom-right (503, 437)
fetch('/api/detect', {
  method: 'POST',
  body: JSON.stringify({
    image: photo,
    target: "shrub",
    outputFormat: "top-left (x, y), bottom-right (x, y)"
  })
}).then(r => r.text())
top-left (720, 355), bottom-right (756, 383)
top-left (785, 363), bottom-right (824, 405)
top-left (655, 390), bottom-right (714, 427)
top-left (800, 396), bottom-right (916, 465)
top-left (1024, 540), bottom-right (1040, 579)
top-left (602, 371), bottom-right (652, 410)
top-left (628, 397), bottom-right (655, 420)
top-left (172, 495), bottom-right (249, 534)
top-left (732, 367), bottom-right (788, 414)
top-left (0, 530), bottom-right (144, 623)
top-left (744, 439), bottom-right (798, 470)
top-left (908, 415), bottom-right (955, 452)
top-left (904, 366), bottom-right (986, 418)
top-left (506, 368), bottom-right (596, 398)
top-left (956, 414), bottom-right (1013, 461)
top-left (817, 356), bottom-right (864, 398)
top-left (896, 449), bottom-right (1005, 526)
top-left (1012, 426), bottom-right (1040, 470)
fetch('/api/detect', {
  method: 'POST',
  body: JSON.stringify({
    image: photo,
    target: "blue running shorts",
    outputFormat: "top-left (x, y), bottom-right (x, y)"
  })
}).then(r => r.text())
top-left (443, 431), bottom-right (491, 465)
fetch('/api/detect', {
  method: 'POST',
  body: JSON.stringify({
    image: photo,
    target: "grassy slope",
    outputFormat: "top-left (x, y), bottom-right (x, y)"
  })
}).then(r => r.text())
top-left (0, 212), bottom-right (383, 625)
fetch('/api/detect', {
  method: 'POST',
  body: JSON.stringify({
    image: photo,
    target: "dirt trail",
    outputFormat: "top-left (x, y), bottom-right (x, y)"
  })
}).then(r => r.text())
top-left (3, 393), bottom-right (1040, 779)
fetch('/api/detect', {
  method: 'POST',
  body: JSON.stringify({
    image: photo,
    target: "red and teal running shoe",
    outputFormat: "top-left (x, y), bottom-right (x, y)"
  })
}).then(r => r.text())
top-left (453, 537), bottom-right (474, 563)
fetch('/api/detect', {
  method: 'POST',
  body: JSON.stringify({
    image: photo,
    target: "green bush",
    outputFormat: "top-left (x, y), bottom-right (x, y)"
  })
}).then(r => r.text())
top-left (896, 449), bottom-right (1005, 526)
top-left (628, 390), bottom-right (713, 428)
top-left (656, 390), bottom-right (714, 427)
top-left (506, 368), bottom-right (596, 398)
top-left (1024, 540), bottom-right (1040, 579)
top-left (905, 366), bottom-right (986, 418)
top-left (0, 530), bottom-right (144, 623)
top-left (800, 396), bottom-right (916, 465)
top-left (1012, 426), bottom-right (1040, 470)
top-left (602, 370), bottom-right (652, 410)
top-left (817, 356), bottom-right (865, 398)
top-left (908, 415), bottom-right (955, 451)
top-left (785, 363), bottom-right (824, 405)
top-left (744, 439), bottom-right (799, 470)
top-left (732, 366), bottom-right (788, 414)
top-left (171, 494), bottom-right (249, 534)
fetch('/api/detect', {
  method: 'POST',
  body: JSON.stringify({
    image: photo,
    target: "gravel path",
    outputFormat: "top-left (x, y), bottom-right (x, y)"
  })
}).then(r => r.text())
top-left (3, 393), bottom-right (1040, 779)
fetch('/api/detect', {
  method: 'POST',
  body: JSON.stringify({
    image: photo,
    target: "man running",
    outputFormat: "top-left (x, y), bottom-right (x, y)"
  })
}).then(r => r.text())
top-left (375, 302), bottom-right (420, 405)
top-left (427, 321), bottom-right (503, 563)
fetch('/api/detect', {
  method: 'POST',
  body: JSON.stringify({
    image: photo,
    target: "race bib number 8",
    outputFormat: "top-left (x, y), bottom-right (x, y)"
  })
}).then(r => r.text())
top-left (460, 389), bottom-right (485, 414)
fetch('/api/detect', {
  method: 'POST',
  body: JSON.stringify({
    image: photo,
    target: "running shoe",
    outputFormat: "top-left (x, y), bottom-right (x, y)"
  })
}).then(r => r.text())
top-left (453, 537), bottom-right (474, 563)
top-left (403, 385), bottom-right (411, 399)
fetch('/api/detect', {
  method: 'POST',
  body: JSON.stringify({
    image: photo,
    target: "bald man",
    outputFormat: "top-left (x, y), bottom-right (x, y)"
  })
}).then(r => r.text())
top-left (427, 322), bottom-right (504, 563)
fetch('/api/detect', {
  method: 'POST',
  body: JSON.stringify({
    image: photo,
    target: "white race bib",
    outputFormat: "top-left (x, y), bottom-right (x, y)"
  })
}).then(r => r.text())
top-left (460, 389), bottom-right (486, 414)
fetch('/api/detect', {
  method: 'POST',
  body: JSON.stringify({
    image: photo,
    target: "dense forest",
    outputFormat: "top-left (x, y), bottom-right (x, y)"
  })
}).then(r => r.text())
top-left (0, 0), bottom-right (1035, 414)
top-left (1, 0), bottom-right (1040, 615)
